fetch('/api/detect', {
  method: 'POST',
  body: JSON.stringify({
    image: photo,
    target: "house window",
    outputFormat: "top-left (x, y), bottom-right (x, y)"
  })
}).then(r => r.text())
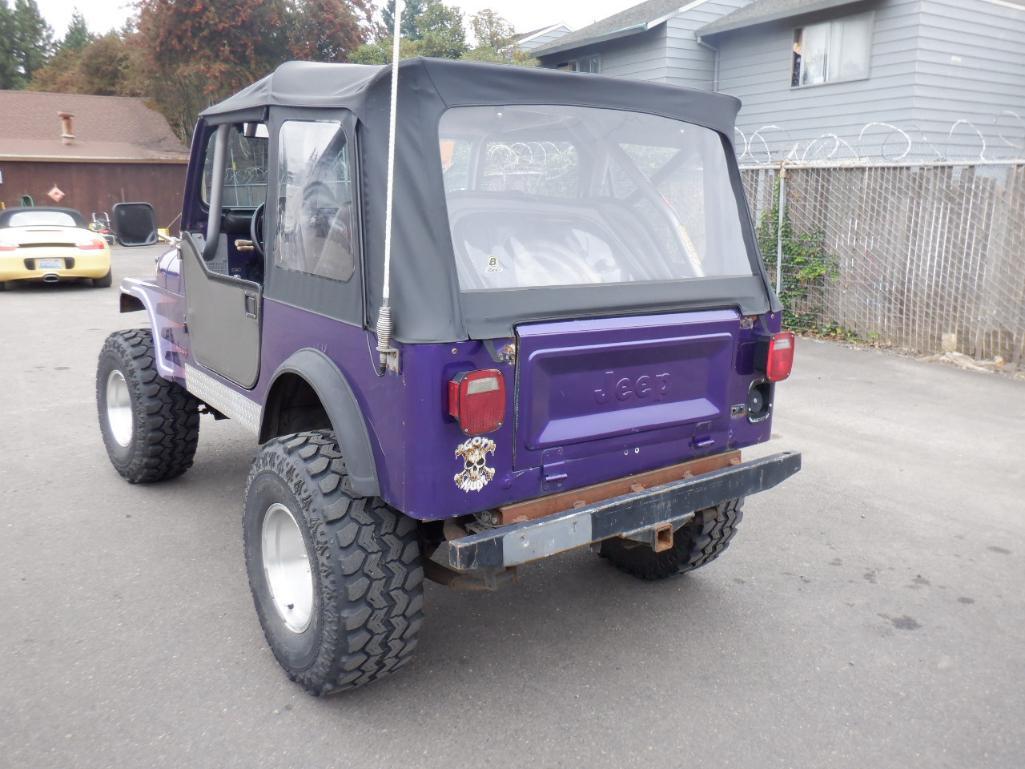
top-left (559, 55), bottom-right (601, 74)
top-left (791, 12), bottom-right (873, 87)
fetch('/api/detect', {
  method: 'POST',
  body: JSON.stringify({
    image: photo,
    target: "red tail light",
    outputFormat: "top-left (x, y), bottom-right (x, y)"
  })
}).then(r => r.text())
top-left (448, 369), bottom-right (506, 435)
top-left (76, 238), bottom-right (106, 250)
top-left (0, 243), bottom-right (16, 251)
top-left (765, 331), bottom-right (795, 381)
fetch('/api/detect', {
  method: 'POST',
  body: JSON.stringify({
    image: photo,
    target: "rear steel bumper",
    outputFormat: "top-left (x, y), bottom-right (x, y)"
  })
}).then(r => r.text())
top-left (433, 451), bottom-right (801, 572)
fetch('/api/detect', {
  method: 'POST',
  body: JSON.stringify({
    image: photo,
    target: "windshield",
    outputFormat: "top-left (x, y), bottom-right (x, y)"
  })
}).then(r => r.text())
top-left (202, 124), bottom-right (268, 208)
top-left (439, 105), bottom-right (752, 291)
top-left (4, 210), bottom-right (79, 228)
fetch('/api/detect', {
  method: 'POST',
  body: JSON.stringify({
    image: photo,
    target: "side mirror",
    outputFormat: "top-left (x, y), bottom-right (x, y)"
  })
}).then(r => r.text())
top-left (111, 202), bottom-right (158, 247)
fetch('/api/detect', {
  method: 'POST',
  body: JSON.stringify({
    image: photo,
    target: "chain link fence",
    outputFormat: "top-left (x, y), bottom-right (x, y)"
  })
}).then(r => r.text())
top-left (741, 161), bottom-right (1025, 364)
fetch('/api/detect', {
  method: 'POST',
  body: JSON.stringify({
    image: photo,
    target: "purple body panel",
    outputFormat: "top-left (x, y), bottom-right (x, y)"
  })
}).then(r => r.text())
top-left (121, 248), bottom-right (188, 381)
top-left (516, 311), bottom-right (739, 469)
top-left (129, 251), bottom-right (781, 521)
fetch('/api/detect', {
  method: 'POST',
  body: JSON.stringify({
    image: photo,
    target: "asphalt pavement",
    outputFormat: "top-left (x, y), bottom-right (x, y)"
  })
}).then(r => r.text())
top-left (2, 246), bottom-right (1023, 769)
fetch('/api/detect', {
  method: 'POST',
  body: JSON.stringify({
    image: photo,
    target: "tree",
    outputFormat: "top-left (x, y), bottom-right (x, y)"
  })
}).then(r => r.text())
top-left (28, 8), bottom-right (96, 93)
top-left (60, 8), bottom-right (93, 53)
top-left (26, 45), bottom-right (79, 92)
top-left (415, 0), bottom-right (465, 59)
top-left (0, 2), bottom-right (20, 88)
top-left (463, 9), bottom-right (533, 65)
top-left (350, 0), bottom-right (466, 63)
top-left (382, 0), bottom-right (424, 39)
top-left (347, 36), bottom-right (419, 65)
top-left (77, 33), bottom-right (136, 95)
top-left (469, 9), bottom-right (514, 50)
top-left (135, 0), bottom-right (292, 139)
top-left (30, 28), bottom-right (141, 96)
top-left (285, 0), bottom-right (374, 62)
top-left (11, 0), bottom-right (52, 84)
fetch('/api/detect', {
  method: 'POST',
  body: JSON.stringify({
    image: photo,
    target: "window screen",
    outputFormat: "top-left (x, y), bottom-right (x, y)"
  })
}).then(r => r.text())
top-left (273, 120), bottom-right (356, 282)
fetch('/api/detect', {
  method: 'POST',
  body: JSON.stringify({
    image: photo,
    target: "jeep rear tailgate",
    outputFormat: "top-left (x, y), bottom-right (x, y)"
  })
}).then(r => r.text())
top-left (513, 310), bottom-right (740, 472)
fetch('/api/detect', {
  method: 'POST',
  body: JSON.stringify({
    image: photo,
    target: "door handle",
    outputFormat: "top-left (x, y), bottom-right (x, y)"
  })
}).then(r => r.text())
top-left (244, 293), bottom-right (258, 319)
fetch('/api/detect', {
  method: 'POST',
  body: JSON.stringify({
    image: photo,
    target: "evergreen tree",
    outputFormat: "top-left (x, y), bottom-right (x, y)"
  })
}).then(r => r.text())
top-left (354, 0), bottom-right (466, 62)
top-left (11, 0), bottom-right (53, 85)
top-left (382, 0), bottom-right (425, 39)
top-left (0, 1), bottom-right (21, 89)
top-left (60, 8), bottom-right (93, 53)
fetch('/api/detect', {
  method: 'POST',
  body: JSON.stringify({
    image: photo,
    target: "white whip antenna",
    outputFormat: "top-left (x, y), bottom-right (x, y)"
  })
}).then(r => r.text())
top-left (375, 0), bottom-right (403, 373)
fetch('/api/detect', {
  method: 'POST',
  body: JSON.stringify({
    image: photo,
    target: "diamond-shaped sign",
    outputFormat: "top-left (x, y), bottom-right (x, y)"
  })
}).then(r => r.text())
top-left (47, 185), bottom-right (65, 203)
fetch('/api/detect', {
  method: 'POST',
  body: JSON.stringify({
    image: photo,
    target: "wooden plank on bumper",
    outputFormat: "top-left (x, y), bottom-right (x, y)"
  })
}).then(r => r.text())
top-left (435, 451), bottom-right (802, 572)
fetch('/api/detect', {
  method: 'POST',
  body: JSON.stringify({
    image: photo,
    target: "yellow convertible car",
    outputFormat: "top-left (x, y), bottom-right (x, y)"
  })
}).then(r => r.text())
top-left (0, 207), bottom-right (112, 290)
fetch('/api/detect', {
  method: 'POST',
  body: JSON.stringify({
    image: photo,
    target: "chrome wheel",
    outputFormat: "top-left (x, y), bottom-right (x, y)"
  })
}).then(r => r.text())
top-left (105, 369), bottom-right (133, 447)
top-left (261, 503), bottom-right (314, 633)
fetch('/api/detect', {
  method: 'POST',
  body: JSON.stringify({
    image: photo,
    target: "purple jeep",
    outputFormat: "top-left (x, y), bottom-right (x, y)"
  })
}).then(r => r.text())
top-left (96, 59), bottom-right (801, 695)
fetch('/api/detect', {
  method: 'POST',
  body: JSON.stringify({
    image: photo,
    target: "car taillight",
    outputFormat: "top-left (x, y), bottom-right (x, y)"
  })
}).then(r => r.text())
top-left (448, 369), bottom-right (506, 435)
top-left (0, 243), bottom-right (16, 251)
top-left (765, 331), bottom-right (795, 382)
top-left (76, 238), bottom-right (106, 250)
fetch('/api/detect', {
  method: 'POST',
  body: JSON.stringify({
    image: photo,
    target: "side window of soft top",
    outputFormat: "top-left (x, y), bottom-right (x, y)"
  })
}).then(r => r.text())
top-left (273, 120), bottom-right (356, 283)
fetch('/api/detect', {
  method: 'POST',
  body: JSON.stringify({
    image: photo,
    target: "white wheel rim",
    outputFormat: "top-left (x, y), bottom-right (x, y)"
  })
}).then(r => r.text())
top-left (261, 503), bottom-right (314, 633)
top-left (105, 369), bottom-right (133, 447)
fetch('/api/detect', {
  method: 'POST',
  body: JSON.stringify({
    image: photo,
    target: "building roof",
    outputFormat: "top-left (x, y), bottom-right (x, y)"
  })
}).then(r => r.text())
top-left (514, 23), bottom-right (571, 44)
top-left (0, 90), bottom-right (189, 163)
top-left (532, 0), bottom-right (690, 57)
top-left (697, 0), bottom-right (867, 37)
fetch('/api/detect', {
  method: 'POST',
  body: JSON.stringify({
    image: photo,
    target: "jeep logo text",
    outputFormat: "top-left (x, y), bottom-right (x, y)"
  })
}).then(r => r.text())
top-left (594, 370), bottom-right (671, 404)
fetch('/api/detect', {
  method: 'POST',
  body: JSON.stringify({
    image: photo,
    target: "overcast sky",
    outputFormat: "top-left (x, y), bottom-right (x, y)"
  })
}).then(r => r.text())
top-left (36, 0), bottom-right (627, 39)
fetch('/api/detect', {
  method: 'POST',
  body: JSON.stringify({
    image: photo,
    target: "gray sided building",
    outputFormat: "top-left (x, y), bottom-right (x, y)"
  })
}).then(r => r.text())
top-left (534, 0), bottom-right (1025, 162)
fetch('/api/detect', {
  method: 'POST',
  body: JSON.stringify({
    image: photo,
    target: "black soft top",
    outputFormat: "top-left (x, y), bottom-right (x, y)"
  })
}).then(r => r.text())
top-left (0, 207), bottom-right (86, 228)
top-left (201, 59), bottom-right (771, 343)
top-left (202, 58), bottom-right (741, 136)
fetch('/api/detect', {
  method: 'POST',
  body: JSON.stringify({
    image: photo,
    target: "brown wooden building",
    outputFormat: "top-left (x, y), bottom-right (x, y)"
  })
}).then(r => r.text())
top-left (0, 91), bottom-right (189, 228)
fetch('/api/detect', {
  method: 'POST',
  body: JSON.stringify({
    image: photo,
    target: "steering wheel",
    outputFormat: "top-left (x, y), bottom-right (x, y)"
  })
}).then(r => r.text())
top-left (250, 202), bottom-right (266, 257)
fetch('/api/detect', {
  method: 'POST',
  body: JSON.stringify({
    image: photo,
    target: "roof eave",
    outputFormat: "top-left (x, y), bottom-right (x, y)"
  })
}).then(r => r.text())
top-left (696, 0), bottom-right (868, 38)
top-left (516, 23), bottom-right (570, 46)
top-left (534, 17), bottom-right (668, 58)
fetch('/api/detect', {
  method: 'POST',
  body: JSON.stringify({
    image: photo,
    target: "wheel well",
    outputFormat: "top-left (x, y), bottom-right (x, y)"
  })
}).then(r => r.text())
top-left (260, 373), bottom-right (332, 442)
top-left (119, 293), bottom-right (145, 313)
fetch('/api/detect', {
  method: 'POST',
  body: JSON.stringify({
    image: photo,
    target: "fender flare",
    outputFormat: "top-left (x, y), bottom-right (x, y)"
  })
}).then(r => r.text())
top-left (120, 278), bottom-right (177, 380)
top-left (260, 349), bottom-right (380, 498)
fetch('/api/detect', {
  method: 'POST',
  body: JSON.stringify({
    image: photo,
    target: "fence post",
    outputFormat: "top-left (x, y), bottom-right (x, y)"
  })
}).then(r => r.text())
top-left (776, 162), bottom-right (787, 293)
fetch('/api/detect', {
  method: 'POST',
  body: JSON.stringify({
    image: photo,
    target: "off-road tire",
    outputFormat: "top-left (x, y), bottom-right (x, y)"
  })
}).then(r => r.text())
top-left (96, 328), bottom-right (200, 483)
top-left (93, 270), bottom-right (113, 288)
top-left (243, 430), bottom-right (424, 695)
top-left (599, 498), bottom-right (744, 580)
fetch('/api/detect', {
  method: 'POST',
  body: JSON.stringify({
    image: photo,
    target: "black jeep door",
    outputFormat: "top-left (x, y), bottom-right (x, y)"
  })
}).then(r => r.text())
top-left (183, 122), bottom-right (267, 388)
top-left (182, 232), bottom-right (262, 387)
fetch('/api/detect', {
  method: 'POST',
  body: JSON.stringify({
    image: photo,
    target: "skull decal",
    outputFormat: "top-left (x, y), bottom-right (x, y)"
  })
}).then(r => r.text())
top-left (454, 436), bottom-right (497, 493)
